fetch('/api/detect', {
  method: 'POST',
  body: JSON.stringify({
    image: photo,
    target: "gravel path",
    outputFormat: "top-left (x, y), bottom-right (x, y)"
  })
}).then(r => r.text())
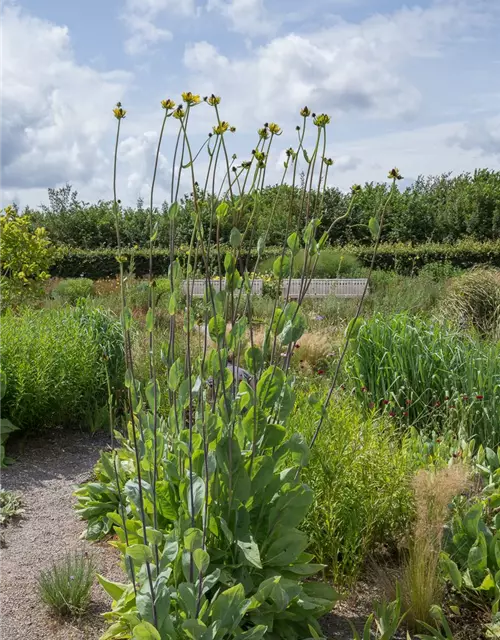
top-left (0, 430), bottom-right (124, 640)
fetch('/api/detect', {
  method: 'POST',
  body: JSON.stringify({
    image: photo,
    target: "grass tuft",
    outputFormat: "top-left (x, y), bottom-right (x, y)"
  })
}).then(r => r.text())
top-left (38, 552), bottom-right (95, 618)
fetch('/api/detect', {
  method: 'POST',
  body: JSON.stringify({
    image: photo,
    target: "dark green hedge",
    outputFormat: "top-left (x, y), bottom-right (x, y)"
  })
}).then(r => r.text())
top-left (50, 246), bottom-right (280, 279)
top-left (347, 240), bottom-right (500, 274)
top-left (51, 241), bottom-right (500, 279)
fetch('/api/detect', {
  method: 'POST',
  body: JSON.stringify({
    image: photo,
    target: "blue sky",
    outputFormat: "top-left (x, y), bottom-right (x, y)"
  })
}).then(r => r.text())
top-left (2, 0), bottom-right (500, 208)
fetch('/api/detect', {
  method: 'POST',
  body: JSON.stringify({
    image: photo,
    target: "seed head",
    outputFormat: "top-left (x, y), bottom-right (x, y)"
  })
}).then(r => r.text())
top-left (351, 184), bottom-right (362, 195)
top-left (313, 113), bottom-right (331, 127)
top-left (388, 167), bottom-right (403, 180)
top-left (213, 121), bottom-right (229, 135)
top-left (161, 98), bottom-right (176, 110)
top-left (113, 102), bottom-right (127, 120)
top-left (230, 126), bottom-right (236, 132)
top-left (258, 127), bottom-right (269, 140)
top-left (181, 91), bottom-right (201, 105)
top-left (323, 157), bottom-right (334, 166)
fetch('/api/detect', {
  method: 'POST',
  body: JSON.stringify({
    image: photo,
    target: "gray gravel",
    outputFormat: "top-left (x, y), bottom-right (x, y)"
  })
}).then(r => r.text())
top-left (0, 429), bottom-right (124, 640)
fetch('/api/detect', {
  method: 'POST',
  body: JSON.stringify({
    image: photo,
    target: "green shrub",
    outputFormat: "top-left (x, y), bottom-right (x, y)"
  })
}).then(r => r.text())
top-left (292, 248), bottom-right (362, 278)
top-left (441, 267), bottom-right (500, 337)
top-left (0, 205), bottom-right (57, 308)
top-left (346, 314), bottom-right (500, 446)
top-left (0, 304), bottom-right (124, 432)
top-left (38, 552), bottom-right (95, 617)
top-left (294, 390), bottom-right (413, 584)
top-left (52, 277), bottom-right (95, 304)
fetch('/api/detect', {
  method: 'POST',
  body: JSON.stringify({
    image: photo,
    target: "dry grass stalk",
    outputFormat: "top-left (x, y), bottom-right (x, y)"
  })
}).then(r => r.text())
top-left (402, 464), bottom-right (470, 629)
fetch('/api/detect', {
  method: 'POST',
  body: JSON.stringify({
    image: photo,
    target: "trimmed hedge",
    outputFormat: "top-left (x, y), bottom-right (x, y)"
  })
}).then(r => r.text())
top-left (347, 240), bottom-right (500, 274)
top-left (50, 246), bottom-right (281, 279)
top-left (50, 241), bottom-right (500, 279)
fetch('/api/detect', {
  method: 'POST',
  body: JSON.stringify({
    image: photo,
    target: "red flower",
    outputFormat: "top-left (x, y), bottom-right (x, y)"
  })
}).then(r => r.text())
top-left (434, 401), bottom-right (441, 407)
top-left (361, 386), bottom-right (368, 392)
top-left (382, 400), bottom-right (389, 405)
top-left (444, 396), bottom-right (450, 401)
top-left (405, 399), bottom-right (412, 406)
top-left (403, 411), bottom-right (408, 417)
top-left (317, 369), bottom-right (325, 375)
top-left (295, 343), bottom-right (300, 349)
top-left (389, 411), bottom-right (396, 417)
top-left (340, 384), bottom-right (346, 391)
top-left (476, 395), bottom-right (484, 400)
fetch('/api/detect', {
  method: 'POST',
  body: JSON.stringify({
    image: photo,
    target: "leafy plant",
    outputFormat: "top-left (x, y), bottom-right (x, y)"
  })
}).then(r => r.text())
top-left (52, 277), bottom-right (95, 304)
top-left (0, 488), bottom-right (24, 525)
top-left (77, 95), bottom-right (401, 640)
top-left (351, 585), bottom-right (407, 640)
top-left (0, 205), bottom-right (57, 308)
top-left (38, 551), bottom-right (95, 617)
top-left (0, 368), bottom-right (18, 467)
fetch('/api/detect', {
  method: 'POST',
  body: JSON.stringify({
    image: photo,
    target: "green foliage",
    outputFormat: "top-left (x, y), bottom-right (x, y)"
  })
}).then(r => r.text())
top-left (0, 303), bottom-right (124, 432)
top-left (293, 391), bottom-right (413, 584)
top-left (351, 585), bottom-right (407, 639)
top-left (38, 552), bottom-right (95, 617)
top-left (0, 205), bottom-right (57, 307)
top-left (0, 369), bottom-right (19, 467)
top-left (0, 488), bottom-right (24, 525)
top-left (346, 314), bottom-right (500, 446)
top-left (52, 277), bottom-right (95, 304)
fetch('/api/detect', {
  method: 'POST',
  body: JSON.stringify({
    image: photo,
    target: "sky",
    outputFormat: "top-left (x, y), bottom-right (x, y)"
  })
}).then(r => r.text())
top-left (1, 0), bottom-right (500, 209)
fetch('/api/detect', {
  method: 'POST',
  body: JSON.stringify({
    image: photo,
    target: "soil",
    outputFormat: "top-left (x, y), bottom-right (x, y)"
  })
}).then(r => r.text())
top-left (0, 429), bottom-right (411, 640)
top-left (0, 429), bottom-right (123, 640)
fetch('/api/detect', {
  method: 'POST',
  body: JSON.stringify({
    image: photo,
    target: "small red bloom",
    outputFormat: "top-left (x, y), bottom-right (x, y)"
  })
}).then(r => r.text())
top-left (382, 400), bottom-right (389, 405)
top-left (340, 384), bottom-right (346, 391)
top-left (436, 438), bottom-right (442, 443)
top-left (405, 399), bottom-right (412, 406)
top-left (317, 369), bottom-right (325, 375)
top-left (444, 396), bottom-right (450, 400)
top-left (361, 386), bottom-right (368, 392)
top-left (435, 401), bottom-right (441, 407)
top-left (403, 411), bottom-right (408, 417)
top-left (389, 411), bottom-right (396, 417)
top-left (295, 343), bottom-right (300, 349)
top-left (476, 395), bottom-right (484, 400)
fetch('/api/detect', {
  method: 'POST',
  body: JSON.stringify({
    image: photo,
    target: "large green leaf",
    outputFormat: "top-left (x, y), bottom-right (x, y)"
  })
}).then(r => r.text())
top-left (210, 583), bottom-right (248, 631)
top-left (132, 621), bottom-right (161, 640)
top-left (257, 367), bottom-right (285, 409)
top-left (237, 536), bottom-right (262, 569)
top-left (278, 302), bottom-right (307, 346)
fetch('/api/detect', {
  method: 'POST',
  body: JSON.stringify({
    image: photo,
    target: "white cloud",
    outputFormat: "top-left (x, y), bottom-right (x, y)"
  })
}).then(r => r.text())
top-left (123, 0), bottom-right (196, 55)
top-left (184, 0), bottom-right (486, 128)
top-left (1, 6), bottom-right (131, 193)
top-left (450, 117), bottom-right (500, 159)
top-left (206, 0), bottom-right (275, 37)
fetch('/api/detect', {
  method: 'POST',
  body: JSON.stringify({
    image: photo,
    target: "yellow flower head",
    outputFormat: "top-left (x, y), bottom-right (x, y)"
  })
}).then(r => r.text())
top-left (388, 167), bottom-right (403, 181)
top-left (113, 102), bottom-right (127, 120)
top-left (207, 94), bottom-right (221, 106)
top-left (300, 106), bottom-right (311, 117)
top-left (213, 121), bottom-right (229, 135)
top-left (268, 122), bottom-right (282, 135)
top-left (173, 106), bottom-right (185, 119)
top-left (313, 113), bottom-right (331, 127)
top-left (161, 98), bottom-right (176, 110)
top-left (182, 91), bottom-right (201, 105)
